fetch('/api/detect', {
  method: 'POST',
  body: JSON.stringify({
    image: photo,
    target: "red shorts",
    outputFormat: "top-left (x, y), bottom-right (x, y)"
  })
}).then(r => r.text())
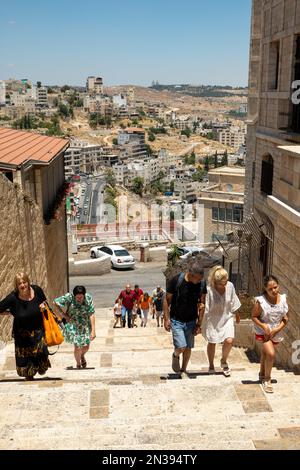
top-left (255, 334), bottom-right (279, 345)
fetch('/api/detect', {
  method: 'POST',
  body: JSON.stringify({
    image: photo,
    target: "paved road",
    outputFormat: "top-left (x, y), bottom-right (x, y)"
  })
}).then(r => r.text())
top-left (89, 178), bottom-right (105, 225)
top-left (70, 262), bottom-right (166, 307)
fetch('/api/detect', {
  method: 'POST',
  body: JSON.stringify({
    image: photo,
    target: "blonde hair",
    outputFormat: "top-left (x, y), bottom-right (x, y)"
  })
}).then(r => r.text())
top-left (14, 272), bottom-right (30, 292)
top-left (208, 266), bottom-right (228, 289)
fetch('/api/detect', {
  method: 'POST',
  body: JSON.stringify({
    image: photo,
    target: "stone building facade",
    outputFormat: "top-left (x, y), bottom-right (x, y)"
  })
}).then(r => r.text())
top-left (245, 0), bottom-right (300, 370)
top-left (0, 129), bottom-right (70, 344)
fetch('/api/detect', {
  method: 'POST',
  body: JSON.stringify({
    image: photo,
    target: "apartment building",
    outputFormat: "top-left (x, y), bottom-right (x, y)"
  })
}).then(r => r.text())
top-left (218, 126), bottom-right (247, 150)
top-left (244, 0), bottom-right (300, 370)
top-left (84, 95), bottom-right (112, 116)
top-left (64, 140), bottom-right (102, 177)
top-left (86, 76), bottom-right (103, 95)
top-left (36, 86), bottom-right (48, 107)
top-left (118, 128), bottom-right (148, 160)
top-left (114, 162), bottom-right (129, 186)
top-left (174, 179), bottom-right (198, 203)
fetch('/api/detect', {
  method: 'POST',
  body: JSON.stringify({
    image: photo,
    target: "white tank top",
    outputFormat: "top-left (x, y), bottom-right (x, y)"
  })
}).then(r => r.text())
top-left (254, 294), bottom-right (288, 342)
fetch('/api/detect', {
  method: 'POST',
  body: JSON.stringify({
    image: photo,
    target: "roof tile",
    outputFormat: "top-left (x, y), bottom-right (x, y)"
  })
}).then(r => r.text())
top-left (0, 128), bottom-right (69, 168)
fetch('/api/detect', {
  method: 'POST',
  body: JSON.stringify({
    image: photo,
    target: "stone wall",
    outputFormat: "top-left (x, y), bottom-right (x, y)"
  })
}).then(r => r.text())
top-left (0, 172), bottom-right (68, 343)
top-left (69, 255), bottom-right (111, 277)
top-left (44, 213), bottom-right (69, 302)
top-left (244, 0), bottom-right (300, 373)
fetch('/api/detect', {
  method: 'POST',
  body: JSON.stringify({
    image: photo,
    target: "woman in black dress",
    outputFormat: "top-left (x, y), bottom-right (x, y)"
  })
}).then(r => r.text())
top-left (0, 272), bottom-right (51, 381)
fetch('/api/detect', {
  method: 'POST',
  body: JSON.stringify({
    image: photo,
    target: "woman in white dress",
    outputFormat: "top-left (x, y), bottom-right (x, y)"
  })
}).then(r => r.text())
top-left (201, 266), bottom-right (241, 377)
top-left (252, 275), bottom-right (289, 394)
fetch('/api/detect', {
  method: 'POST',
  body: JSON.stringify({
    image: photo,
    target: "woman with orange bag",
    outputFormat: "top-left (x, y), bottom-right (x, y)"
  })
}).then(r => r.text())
top-left (0, 272), bottom-right (51, 381)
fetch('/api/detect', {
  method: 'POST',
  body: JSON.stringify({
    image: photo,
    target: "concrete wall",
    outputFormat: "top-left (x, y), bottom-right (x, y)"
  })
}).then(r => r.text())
top-left (149, 247), bottom-right (167, 262)
top-left (0, 172), bottom-right (68, 342)
top-left (69, 254), bottom-right (111, 276)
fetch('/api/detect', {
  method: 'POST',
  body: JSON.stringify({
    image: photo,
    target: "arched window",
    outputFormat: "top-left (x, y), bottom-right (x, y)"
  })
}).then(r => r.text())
top-left (260, 154), bottom-right (274, 196)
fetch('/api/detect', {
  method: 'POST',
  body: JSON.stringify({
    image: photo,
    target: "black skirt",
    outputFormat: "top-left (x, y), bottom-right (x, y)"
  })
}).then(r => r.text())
top-left (14, 328), bottom-right (51, 378)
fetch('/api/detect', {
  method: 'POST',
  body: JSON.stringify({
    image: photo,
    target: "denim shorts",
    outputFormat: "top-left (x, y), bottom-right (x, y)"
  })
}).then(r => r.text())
top-left (171, 318), bottom-right (197, 350)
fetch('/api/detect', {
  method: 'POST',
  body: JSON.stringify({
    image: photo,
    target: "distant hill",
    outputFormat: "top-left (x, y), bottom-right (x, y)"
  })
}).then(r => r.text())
top-left (149, 83), bottom-right (248, 98)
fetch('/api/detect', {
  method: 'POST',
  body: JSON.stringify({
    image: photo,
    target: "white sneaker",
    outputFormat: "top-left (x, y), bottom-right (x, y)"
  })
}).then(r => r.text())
top-left (220, 361), bottom-right (231, 377)
top-left (180, 371), bottom-right (189, 380)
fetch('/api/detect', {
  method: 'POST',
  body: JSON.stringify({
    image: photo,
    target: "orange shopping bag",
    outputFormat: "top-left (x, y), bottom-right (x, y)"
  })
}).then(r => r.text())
top-left (41, 302), bottom-right (64, 347)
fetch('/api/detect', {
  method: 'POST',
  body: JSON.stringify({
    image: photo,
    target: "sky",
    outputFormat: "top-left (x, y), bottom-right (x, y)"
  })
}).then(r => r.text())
top-left (0, 0), bottom-right (252, 88)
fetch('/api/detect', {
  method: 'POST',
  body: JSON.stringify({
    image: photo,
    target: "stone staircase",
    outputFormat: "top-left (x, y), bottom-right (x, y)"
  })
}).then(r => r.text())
top-left (1, 308), bottom-right (300, 450)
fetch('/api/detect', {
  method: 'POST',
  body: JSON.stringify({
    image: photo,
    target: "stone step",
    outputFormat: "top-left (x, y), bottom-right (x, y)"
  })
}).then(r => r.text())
top-left (2, 436), bottom-right (257, 451)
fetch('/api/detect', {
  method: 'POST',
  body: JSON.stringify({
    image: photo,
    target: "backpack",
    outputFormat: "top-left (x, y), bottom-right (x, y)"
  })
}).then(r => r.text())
top-left (174, 272), bottom-right (205, 308)
top-left (174, 272), bottom-right (186, 308)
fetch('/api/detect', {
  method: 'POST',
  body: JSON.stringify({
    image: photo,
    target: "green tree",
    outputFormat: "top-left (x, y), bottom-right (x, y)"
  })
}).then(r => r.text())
top-left (204, 156), bottom-right (210, 172)
top-left (170, 180), bottom-right (175, 192)
top-left (132, 177), bottom-right (144, 196)
top-left (206, 131), bottom-right (214, 140)
top-left (61, 85), bottom-right (71, 93)
top-left (148, 132), bottom-right (156, 142)
top-left (214, 152), bottom-right (218, 168)
top-left (167, 244), bottom-right (182, 267)
top-left (181, 128), bottom-right (191, 138)
top-left (112, 138), bottom-right (118, 146)
top-left (145, 144), bottom-right (153, 156)
top-left (37, 81), bottom-right (42, 88)
top-left (106, 169), bottom-right (116, 188)
top-left (221, 150), bottom-right (228, 166)
top-left (190, 151), bottom-right (196, 165)
top-left (58, 103), bottom-right (70, 119)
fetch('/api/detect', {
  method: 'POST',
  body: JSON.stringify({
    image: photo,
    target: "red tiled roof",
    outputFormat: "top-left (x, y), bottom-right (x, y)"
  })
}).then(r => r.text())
top-left (0, 128), bottom-right (69, 169)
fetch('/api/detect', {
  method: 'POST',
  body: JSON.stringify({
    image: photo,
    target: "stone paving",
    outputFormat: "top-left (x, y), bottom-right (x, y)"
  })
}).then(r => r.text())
top-left (1, 308), bottom-right (300, 450)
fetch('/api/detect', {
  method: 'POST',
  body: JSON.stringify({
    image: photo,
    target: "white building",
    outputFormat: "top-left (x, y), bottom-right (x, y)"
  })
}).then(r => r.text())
top-left (0, 81), bottom-right (6, 106)
top-left (36, 87), bottom-right (48, 107)
top-left (113, 94), bottom-right (127, 108)
top-left (113, 163), bottom-right (129, 186)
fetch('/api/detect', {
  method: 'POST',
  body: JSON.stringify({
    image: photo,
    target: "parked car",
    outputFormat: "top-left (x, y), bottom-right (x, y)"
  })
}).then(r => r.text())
top-left (90, 245), bottom-right (135, 269)
top-left (168, 246), bottom-right (222, 268)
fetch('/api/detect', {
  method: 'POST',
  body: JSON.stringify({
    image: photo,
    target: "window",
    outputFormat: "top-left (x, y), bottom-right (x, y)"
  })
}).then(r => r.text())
top-left (260, 154), bottom-right (274, 196)
top-left (268, 41), bottom-right (280, 90)
top-left (212, 208), bottom-right (219, 220)
top-left (219, 208), bottom-right (225, 221)
top-left (226, 208), bottom-right (233, 222)
top-left (233, 205), bottom-right (244, 223)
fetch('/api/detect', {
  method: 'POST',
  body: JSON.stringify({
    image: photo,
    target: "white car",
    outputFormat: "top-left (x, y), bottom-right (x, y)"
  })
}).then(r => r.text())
top-left (167, 246), bottom-right (222, 268)
top-left (90, 245), bottom-right (135, 269)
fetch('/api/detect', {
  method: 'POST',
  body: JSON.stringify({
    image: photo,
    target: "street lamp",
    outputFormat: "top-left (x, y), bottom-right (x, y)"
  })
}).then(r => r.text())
top-left (181, 201), bottom-right (185, 242)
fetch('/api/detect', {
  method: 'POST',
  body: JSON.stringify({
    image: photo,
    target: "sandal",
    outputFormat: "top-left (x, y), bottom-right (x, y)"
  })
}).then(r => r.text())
top-left (76, 363), bottom-right (82, 369)
top-left (220, 361), bottom-right (231, 377)
top-left (262, 380), bottom-right (273, 394)
top-left (259, 372), bottom-right (265, 383)
top-left (81, 356), bottom-right (87, 369)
